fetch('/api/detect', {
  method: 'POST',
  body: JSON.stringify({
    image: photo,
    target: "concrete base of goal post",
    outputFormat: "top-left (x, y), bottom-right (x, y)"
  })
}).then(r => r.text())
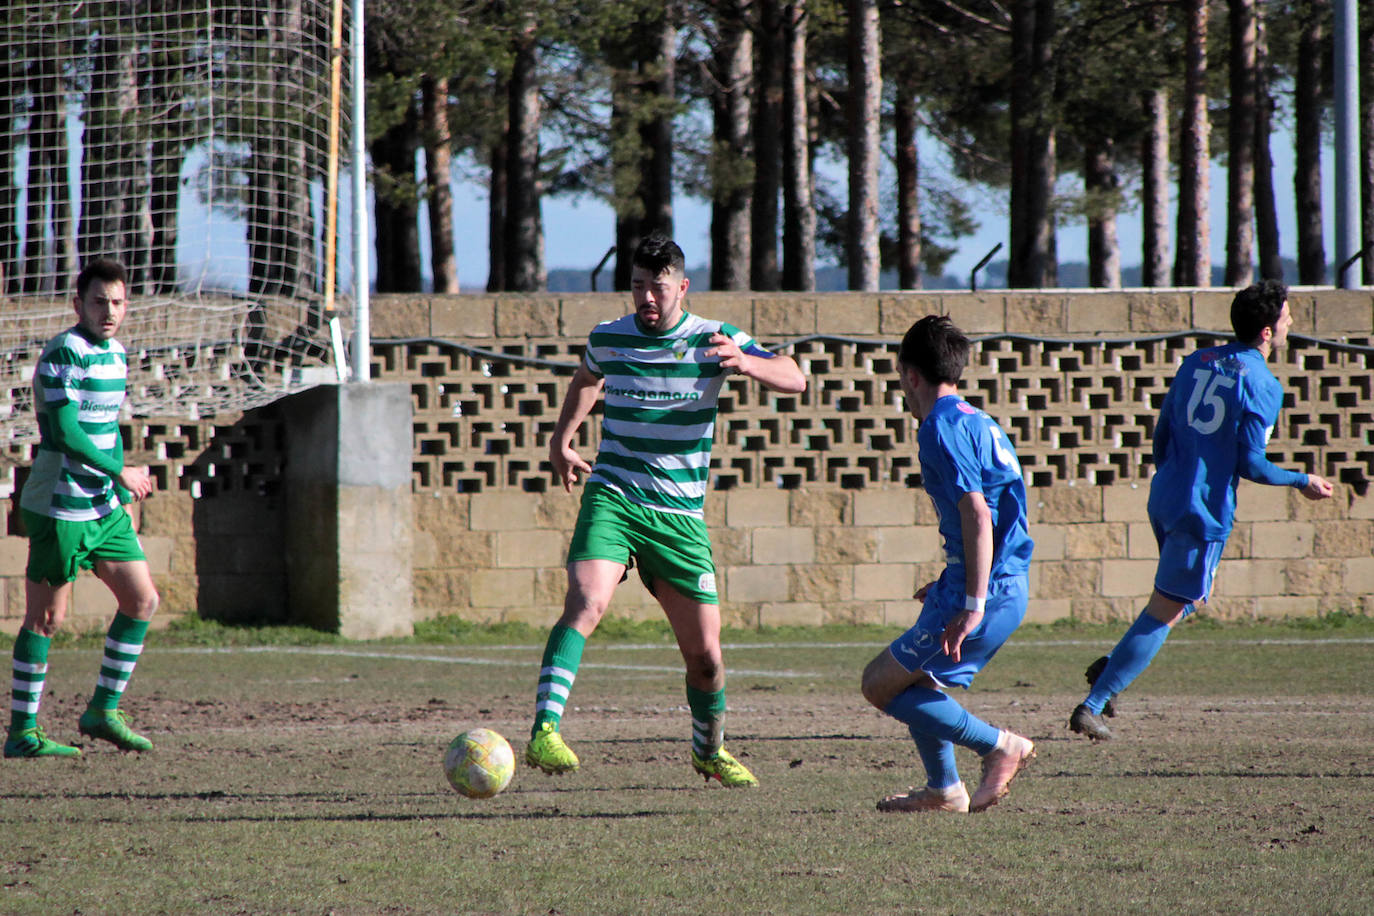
top-left (280, 381), bottom-right (414, 638)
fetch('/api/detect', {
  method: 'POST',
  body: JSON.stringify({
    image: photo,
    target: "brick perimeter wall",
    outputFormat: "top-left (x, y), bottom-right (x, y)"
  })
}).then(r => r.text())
top-left (3, 289), bottom-right (1372, 634)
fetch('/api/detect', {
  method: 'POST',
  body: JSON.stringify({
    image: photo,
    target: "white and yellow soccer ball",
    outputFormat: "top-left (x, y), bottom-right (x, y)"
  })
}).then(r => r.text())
top-left (444, 727), bottom-right (515, 799)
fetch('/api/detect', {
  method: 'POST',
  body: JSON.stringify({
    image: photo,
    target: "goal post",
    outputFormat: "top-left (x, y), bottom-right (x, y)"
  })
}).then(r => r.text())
top-left (0, 0), bottom-right (360, 459)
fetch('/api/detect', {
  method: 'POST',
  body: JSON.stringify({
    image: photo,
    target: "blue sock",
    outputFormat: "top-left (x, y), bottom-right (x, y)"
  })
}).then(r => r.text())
top-left (1085, 610), bottom-right (1172, 713)
top-left (884, 685), bottom-right (1002, 767)
top-left (909, 728), bottom-right (959, 790)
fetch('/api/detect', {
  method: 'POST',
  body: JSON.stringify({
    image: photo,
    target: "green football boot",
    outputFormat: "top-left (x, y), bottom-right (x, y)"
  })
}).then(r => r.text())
top-left (4, 726), bottom-right (82, 759)
top-left (525, 721), bottom-right (579, 775)
top-left (78, 708), bottom-right (153, 752)
top-left (691, 747), bottom-right (758, 788)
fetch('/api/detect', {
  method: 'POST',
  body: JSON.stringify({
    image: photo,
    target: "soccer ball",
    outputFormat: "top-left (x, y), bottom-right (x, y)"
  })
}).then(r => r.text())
top-left (444, 727), bottom-right (515, 799)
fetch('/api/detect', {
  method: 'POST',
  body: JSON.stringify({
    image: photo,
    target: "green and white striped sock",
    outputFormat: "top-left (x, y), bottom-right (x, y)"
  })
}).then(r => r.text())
top-left (533, 624), bottom-right (585, 736)
top-left (89, 613), bottom-right (150, 711)
top-left (9, 628), bottom-right (51, 735)
top-left (687, 683), bottom-right (727, 759)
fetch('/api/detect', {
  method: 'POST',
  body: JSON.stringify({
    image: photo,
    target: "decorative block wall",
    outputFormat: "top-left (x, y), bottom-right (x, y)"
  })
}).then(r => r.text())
top-left (3, 289), bottom-right (1372, 634)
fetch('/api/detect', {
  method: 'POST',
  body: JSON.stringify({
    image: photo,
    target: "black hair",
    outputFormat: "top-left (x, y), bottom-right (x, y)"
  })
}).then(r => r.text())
top-left (632, 232), bottom-right (686, 276)
top-left (76, 258), bottom-right (128, 299)
top-left (898, 315), bottom-right (969, 386)
top-left (1230, 279), bottom-right (1288, 343)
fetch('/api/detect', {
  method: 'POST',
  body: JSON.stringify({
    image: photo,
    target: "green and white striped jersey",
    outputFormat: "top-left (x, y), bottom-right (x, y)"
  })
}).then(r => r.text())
top-left (21, 327), bottom-right (127, 521)
top-left (583, 310), bottom-right (776, 517)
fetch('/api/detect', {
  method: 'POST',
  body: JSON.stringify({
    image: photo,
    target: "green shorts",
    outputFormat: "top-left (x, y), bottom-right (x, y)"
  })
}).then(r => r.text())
top-left (568, 483), bottom-right (718, 604)
top-left (23, 508), bottom-right (146, 586)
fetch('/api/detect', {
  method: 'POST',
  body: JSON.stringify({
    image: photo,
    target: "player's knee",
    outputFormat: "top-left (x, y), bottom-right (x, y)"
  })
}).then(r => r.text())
top-left (684, 651), bottom-right (721, 684)
top-left (129, 587), bottom-right (159, 620)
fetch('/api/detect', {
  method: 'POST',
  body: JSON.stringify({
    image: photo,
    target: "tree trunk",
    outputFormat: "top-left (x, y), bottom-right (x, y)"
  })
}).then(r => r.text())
top-left (751, 0), bottom-right (783, 291)
top-left (709, 0), bottom-right (752, 291)
top-left (1140, 86), bottom-right (1170, 287)
top-left (1009, 0), bottom-right (1056, 289)
top-left (1253, 14), bottom-right (1281, 281)
top-left (1294, 0), bottom-right (1326, 285)
top-left (423, 76), bottom-right (457, 293)
top-left (1225, 0), bottom-right (1257, 286)
top-left (1085, 140), bottom-right (1121, 289)
top-left (642, 4), bottom-right (676, 237)
top-left (894, 81), bottom-right (921, 290)
top-left (503, 21), bottom-right (544, 292)
top-left (370, 105), bottom-right (422, 294)
top-left (1174, 0), bottom-right (1211, 287)
top-left (845, 0), bottom-right (881, 291)
top-left (781, 0), bottom-right (814, 291)
top-left (486, 128), bottom-right (508, 293)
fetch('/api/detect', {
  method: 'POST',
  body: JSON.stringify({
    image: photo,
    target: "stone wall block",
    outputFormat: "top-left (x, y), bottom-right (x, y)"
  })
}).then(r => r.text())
top-left (791, 564), bottom-right (852, 602)
top-left (558, 296), bottom-right (630, 338)
top-left (853, 489), bottom-right (916, 526)
top-left (760, 601), bottom-right (824, 627)
top-left (816, 526), bottom-right (877, 564)
top-left (881, 295), bottom-right (947, 335)
top-left (1033, 486), bottom-right (1103, 523)
top-left (1067, 294), bottom-right (1129, 333)
top-left (1005, 295), bottom-right (1068, 333)
top-left (753, 527), bottom-right (815, 565)
top-left (469, 493), bottom-right (537, 531)
top-left (495, 297), bottom-right (560, 337)
top-left (789, 490), bottom-right (850, 527)
top-left (725, 565), bottom-right (791, 602)
top-left (726, 488), bottom-right (790, 528)
top-left (853, 563), bottom-right (916, 601)
top-left (431, 296), bottom-right (497, 338)
top-left (754, 295), bottom-right (817, 336)
top-left (816, 295), bottom-right (880, 335)
top-left (1099, 559), bottom-right (1155, 598)
top-left (1129, 292), bottom-right (1190, 331)
top-left (1249, 521), bottom-right (1314, 558)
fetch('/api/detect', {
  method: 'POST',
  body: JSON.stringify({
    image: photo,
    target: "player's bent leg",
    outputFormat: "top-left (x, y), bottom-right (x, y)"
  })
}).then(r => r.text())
top-left (656, 582), bottom-right (757, 786)
top-left (970, 730), bottom-right (1035, 812)
top-left (1069, 591), bottom-right (1185, 740)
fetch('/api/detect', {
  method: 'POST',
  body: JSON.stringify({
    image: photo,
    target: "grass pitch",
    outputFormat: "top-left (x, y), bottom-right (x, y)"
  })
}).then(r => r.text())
top-left (3, 616), bottom-right (1372, 915)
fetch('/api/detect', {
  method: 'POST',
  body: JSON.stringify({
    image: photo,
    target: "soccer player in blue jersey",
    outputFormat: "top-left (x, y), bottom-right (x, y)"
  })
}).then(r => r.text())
top-left (6, 259), bottom-right (160, 759)
top-left (1069, 280), bottom-right (1334, 741)
top-left (861, 315), bottom-right (1036, 813)
top-left (523, 233), bottom-right (806, 787)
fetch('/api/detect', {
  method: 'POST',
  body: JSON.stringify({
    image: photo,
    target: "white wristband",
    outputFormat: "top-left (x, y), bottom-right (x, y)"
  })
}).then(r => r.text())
top-left (964, 595), bottom-right (986, 612)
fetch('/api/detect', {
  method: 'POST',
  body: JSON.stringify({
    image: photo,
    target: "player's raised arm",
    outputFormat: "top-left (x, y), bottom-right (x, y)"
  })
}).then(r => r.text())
top-left (548, 363), bottom-right (603, 492)
top-left (705, 332), bottom-right (806, 394)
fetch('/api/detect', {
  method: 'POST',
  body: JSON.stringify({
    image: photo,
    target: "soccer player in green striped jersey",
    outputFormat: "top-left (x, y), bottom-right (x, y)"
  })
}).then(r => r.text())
top-left (5, 259), bottom-right (161, 760)
top-left (524, 233), bottom-right (806, 787)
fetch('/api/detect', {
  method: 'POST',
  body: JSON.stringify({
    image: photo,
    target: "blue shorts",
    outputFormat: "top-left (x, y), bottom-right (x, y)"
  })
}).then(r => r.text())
top-left (1151, 520), bottom-right (1225, 608)
top-left (887, 572), bottom-right (1028, 689)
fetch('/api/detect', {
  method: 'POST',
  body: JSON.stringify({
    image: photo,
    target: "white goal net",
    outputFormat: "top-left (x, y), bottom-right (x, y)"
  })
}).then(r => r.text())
top-left (1, 0), bottom-right (355, 462)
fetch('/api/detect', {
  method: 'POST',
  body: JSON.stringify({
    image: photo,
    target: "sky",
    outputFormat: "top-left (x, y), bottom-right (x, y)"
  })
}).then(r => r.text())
top-left (434, 127), bottom-right (1340, 291)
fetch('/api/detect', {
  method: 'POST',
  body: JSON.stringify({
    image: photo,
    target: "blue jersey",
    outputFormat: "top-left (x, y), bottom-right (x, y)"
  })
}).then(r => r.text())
top-left (917, 395), bottom-right (1033, 579)
top-left (1148, 342), bottom-right (1306, 540)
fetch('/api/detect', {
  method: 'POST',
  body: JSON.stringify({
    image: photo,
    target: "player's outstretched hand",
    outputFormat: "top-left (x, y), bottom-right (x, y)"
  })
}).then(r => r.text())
top-left (1301, 474), bottom-right (1334, 501)
top-left (705, 332), bottom-right (750, 375)
top-left (117, 465), bottom-right (154, 501)
top-left (551, 443), bottom-right (592, 493)
top-left (940, 609), bottom-right (983, 663)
